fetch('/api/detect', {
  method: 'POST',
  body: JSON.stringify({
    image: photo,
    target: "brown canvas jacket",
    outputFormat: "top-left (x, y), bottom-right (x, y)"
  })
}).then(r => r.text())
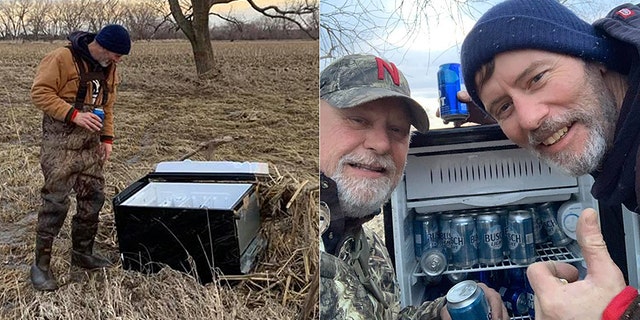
top-left (31, 46), bottom-right (119, 141)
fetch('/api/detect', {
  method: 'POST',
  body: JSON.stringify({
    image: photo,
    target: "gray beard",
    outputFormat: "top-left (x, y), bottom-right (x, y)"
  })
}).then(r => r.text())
top-left (331, 153), bottom-right (401, 219)
top-left (528, 65), bottom-right (618, 177)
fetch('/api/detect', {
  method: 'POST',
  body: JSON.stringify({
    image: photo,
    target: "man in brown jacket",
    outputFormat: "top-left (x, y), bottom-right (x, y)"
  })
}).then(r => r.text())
top-left (30, 24), bottom-right (131, 291)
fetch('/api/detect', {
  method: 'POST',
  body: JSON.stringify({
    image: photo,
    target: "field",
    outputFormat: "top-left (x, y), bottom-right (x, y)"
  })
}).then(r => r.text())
top-left (0, 40), bottom-right (319, 319)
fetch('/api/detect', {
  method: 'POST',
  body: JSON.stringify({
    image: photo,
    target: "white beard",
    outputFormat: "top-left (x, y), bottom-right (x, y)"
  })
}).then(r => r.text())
top-left (331, 152), bottom-right (401, 219)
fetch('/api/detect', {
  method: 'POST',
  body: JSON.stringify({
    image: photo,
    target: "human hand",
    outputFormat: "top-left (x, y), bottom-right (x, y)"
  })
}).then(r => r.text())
top-left (526, 208), bottom-right (626, 320)
top-left (436, 92), bottom-right (497, 127)
top-left (72, 111), bottom-right (103, 132)
top-left (440, 282), bottom-right (509, 320)
top-left (100, 142), bottom-right (112, 162)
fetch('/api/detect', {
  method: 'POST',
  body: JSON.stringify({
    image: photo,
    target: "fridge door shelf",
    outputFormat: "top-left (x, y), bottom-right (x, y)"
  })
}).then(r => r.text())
top-left (412, 242), bottom-right (583, 278)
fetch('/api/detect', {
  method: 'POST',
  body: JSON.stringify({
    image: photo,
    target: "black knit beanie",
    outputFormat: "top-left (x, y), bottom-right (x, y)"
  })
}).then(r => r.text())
top-left (95, 24), bottom-right (131, 55)
top-left (460, 0), bottom-right (620, 109)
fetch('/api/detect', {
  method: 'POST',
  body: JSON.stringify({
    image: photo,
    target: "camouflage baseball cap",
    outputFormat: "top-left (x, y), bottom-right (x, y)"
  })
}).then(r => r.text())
top-left (320, 54), bottom-right (429, 133)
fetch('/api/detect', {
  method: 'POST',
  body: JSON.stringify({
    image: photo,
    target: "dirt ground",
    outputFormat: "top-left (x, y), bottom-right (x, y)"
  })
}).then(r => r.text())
top-left (0, 40), bottom-right (318, 319)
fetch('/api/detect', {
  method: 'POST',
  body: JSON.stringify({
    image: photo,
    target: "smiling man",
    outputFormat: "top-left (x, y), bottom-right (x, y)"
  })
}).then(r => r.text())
top-left (319, 54), bottom-right (508, 320)
top-left (460, 0), bottom-right (640, 318)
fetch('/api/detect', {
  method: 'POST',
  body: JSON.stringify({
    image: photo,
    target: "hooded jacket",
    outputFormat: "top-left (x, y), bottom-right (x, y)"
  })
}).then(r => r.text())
top-left (31, 31), bottom-right (119, 143)
top-left (590, 3), bottom-right (640, 319)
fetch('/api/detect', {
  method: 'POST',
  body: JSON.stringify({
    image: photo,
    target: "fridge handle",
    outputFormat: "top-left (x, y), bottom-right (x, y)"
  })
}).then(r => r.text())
top-left (461, 193), bottom-right (526, 206)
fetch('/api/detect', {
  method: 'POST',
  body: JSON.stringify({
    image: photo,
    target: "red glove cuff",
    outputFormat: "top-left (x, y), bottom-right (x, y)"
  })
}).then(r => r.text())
top-left (70, 109), bottom-right (78, 121)
top-left (603, 286), bottom-right (638, 320)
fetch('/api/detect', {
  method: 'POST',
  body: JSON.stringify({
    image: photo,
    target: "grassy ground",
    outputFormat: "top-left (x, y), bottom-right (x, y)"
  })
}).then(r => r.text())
top-left (0, 39), bottom-right (319, 319)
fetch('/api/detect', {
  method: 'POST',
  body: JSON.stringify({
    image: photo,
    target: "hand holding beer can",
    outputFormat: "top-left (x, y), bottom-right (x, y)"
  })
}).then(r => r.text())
top-left (446, 280), bottom-right (492, 320)
top-left (93, 108), bottom-right (105, 122)
top-left (438, 63), bottom-right (469, 123)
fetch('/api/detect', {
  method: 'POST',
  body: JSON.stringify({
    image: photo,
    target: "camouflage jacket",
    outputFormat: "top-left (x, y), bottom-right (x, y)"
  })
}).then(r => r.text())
top-left (319, 174), bottom-right (445, 320)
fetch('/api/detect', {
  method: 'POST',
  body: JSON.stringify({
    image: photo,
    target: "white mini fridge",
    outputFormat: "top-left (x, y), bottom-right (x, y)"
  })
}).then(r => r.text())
top-left (389, 125), bottom-right (639, 319)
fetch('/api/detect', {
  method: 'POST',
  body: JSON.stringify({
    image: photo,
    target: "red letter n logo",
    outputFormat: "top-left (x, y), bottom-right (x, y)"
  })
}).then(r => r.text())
top-left (375, 57), bottom-right (401, 86)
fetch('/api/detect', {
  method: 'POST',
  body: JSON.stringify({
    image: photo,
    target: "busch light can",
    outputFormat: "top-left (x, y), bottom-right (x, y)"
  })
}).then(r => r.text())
top-left (477, 213), bottom-right (503, 265)
top-left (439, 212), bottom-right (456, 261)
top-left (414, 214), bottom-right (440, 259)
top-left (446, 280), bottom-right (492, 320)
top-left (523, 204), bottom-right (547, 245)
top-left (420, 247), bottom-right (447, 280)
top-left (450, 215), bottom-right (478, 268)
top-left (494, 208), bottom-right (510, 258)
top-left (438, 63), bottom-right (469, 123)
top-left (538, 202), bottom-right (573, 247)
top-left (499, 286), bottom-right (529, 316)
top-left (92, 108), bottom-right (105, 122)
top-left (447, 272), bottom-right (469, 285)
top-left (524, 271), bottom-right (536, 319)
top-left (507, 210), bottom-right (536, 265)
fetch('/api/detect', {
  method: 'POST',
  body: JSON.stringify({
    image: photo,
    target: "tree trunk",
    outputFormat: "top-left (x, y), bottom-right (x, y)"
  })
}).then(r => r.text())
top-left (168, 0), bottom-right (217, 78)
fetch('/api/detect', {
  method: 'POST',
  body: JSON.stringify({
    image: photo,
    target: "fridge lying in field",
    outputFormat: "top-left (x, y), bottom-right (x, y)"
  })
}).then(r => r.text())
top-left (112, 161), bottom-right (269, 284)
top-left (388, 125), bottom-right (640, 319)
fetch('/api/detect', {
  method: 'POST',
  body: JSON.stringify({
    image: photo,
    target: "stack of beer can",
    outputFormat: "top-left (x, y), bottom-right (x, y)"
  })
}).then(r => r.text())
top-left (414, 202), bottom-right (577, 319)
top-left (413, 202), bottom-right (574, 270)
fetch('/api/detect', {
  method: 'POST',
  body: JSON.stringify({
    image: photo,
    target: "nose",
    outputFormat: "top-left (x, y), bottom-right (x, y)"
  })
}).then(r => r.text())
top-left (513, 96), bottom-right (549, 131)
top-left (112, 54), bottom-right (123, 63)
top-left (363, 126), bottom-right (392, 155)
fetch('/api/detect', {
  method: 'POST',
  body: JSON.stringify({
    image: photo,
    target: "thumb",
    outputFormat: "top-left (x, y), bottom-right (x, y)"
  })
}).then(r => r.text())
top-left (576, 208), bottom-right (613, 276)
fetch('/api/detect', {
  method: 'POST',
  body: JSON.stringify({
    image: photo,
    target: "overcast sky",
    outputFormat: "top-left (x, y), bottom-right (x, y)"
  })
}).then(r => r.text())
top-left (320, 0), bottom-right (621, 128)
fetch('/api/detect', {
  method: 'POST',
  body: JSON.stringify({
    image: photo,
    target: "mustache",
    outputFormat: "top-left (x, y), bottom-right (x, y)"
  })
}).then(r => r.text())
top-left (338, 152), bottom-right (397, 174)
top-left (528, 112), bottom-right (579, 146)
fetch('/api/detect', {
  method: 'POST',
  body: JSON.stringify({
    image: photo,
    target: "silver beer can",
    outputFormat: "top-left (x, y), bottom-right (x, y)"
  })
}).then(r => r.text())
top-left (439, 212), bottom-right (456, 261)
top-left (523, 204), bottom-right (548, 244)
top-left (538, 202), bottom-right (573, 247)
top-left (477, 213), bottom-right (503, 265)
top-left (415, 214), bottom-right (440, 258)
top-left (507, 210), bottom-right (536, 265)
top-left (450, 214), bottom-right (478, 268)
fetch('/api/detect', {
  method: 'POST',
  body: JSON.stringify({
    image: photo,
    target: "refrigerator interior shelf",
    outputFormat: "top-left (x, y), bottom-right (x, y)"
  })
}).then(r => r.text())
top-left (412, 242), bottom-right (583, 277)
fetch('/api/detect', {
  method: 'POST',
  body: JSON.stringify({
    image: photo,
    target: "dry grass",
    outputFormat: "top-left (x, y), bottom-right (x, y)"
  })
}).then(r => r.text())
top-left (0, 39), bottom-right (319, 319)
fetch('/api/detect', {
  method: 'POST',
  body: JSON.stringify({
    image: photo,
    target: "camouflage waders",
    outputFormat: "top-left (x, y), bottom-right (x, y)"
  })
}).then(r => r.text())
top-left (31, 110), bottom-right (111, 291)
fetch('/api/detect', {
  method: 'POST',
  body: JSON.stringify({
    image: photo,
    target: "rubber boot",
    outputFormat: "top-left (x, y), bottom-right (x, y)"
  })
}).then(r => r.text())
top-left (71, 222), bottom-right (111, 269)
top-left (30, 236), bottom-right (58, 291)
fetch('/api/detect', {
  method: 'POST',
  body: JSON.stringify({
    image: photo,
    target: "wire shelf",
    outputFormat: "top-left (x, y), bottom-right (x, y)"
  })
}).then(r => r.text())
top-left (413, 242), bottom-right (583, 277)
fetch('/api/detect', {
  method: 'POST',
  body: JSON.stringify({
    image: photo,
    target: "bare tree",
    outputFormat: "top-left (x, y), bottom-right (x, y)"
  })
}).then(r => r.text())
top-left (53, 0), bottom-right (90, 35)
top-left (320, 0), bottom-right (609, 63)
top-left (85, 0), bottom-right (123, 32)
top-left (168, 0), bottom-right (317, 78)
top-left (0, 0), bottom-right (23, 39)
top-left (122, 0), bottom-right (162, 40)
top-left (26, 0), bottom-right (52, 40)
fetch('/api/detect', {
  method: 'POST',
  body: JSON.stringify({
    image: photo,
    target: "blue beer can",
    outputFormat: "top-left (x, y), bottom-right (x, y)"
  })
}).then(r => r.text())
top-left (477, 213), bottom-right (503, 265)
top-left (438, 63), bottom-right (469, 123)
top-left (447, 272), bottom-right (469, 285)
top-left (414, 214), bottom-right (440, 259)
top-left (450, 215), bottom-right (478, 268)
top-left (420, 247), bottom-right (447, 277)
top-left (524, 271), bottom-right (536, 319)
top-left (507, 210), bottom-right (536, 265)
top-left (446, 280), bottom-right (492, 320)
top-left (494, 208), bottom-right (510, 258)
top-left (538, 202), bottom-right (573, 247)
top-left (499, 286), bottom-right (529, 316)
top-left (523, 204), bottom-right (548, 245)
top-left (93, 108), bottom-right (105, 122)
top-left (439, 212), bottom-right (456, 261)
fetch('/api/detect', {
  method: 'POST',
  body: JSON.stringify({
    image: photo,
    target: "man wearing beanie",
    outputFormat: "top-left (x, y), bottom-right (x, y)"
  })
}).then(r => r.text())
top-left (29, 24), bottom-right (131, 291)
top-left (319, 54), bottom-right (508, 320)
top-left (460, 0), bottom-right (640, 318)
